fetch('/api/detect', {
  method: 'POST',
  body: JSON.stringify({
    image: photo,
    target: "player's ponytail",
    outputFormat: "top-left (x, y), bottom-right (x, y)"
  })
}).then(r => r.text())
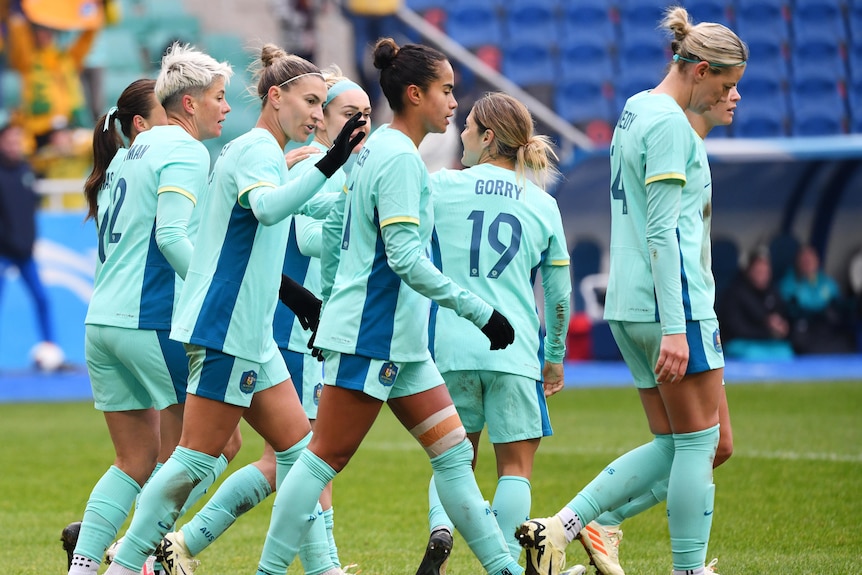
top-left (84, 79), bottom-right (159, 221)
top-left (472, 92), bottom-right (559, 190)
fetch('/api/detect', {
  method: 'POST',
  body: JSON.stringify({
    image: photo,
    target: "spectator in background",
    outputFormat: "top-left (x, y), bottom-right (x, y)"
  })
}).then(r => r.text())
top-left (273, 0), bottom-right (316, 62)
top-left (0, 113), bottom-right (63, 369)
top-left (779, 244), bottom-right (856, 355)
top-left (6, 0), bottom-right (101, 152)
top-left (718, 250), bottom-right (794, 361)
top-left (341, 0), bottom-right (405, 109)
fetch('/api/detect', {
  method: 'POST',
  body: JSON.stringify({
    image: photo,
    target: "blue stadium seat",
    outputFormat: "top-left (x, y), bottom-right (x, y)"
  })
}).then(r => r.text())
top-left (201, 32), bottom-right (250, 71)
top-left (791, 38), bottom-right (847, 83)
top-left (561, 3), bottom-right (617, 48)
top-left (790, 78), bottom-right (846, 136)
top-left (554, 79), bottom-right (613, 125)
top-left (446, 4), bottom-right (502, 50)
top-left (735, 0), bottom-right (789, 46)
top-left (745, 38), bottom-right (790, 82)
top-left (616, 36), bottom-right (668, 89)
top-left (849, 40), bottom-right (862, 83)
top-left (503, 0), bottom-right (559, 45)
top-left (849, 2), bottom-right (862, 43)
top-left (684, 0), bottom-right (733, 27)
top-left (735, 92), bottom-right (788, 138)
top-left (558, 38), bottom-right (615, 84)
top-left (792, 0), bottom-right (846, 45)
top-left (502, 40), bottom-right (556, 88)
top-left (406, 0), bottom-right (446, 13)
top-left (613, 71), bottom-right (659, 116)
top-left (618, 2), bottom-right (667, 47)
top-left (848, 79), bottom-right (862, 133)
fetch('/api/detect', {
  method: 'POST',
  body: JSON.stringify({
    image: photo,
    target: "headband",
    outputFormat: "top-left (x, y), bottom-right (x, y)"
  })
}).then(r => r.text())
top-left (276, 72), bottom-right (325, 89)
top-left (673, 53), bottom-right (747, 67)
top-left (324, 79), bottom-right (364, 108)
top-left (102, 106), bottom-right (118, 132)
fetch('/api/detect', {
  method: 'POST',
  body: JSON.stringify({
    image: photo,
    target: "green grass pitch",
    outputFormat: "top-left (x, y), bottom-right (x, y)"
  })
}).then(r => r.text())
top-left (3, 380), bottom-right (860, 574)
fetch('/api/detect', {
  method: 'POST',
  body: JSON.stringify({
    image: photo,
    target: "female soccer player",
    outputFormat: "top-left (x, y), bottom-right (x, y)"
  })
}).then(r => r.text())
top-left (417, 91), bottom-right (572, 572)
top-left (102, 42), bottom-right (363, 575)
top-left (255, 38), bottom-right (522, 575)
top-left (573, 86), bottom-right (743, 575)
top-left (65, 78), bottom-right (168, 575)
top-left (155, 65), bottom-right (372, 575)
top-left (517, 7), bottom-right (747, 575)
top-left (70, 39), bottom-right (238, 575)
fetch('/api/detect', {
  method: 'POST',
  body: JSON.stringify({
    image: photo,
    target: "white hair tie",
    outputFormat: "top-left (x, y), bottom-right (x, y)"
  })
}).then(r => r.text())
top-left (103, 106), bottom-right (119, 132)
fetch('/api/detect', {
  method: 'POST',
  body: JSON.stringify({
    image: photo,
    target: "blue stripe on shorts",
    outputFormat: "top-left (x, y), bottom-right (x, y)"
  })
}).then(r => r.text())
top-left (335, 354), bottom-right (372, 391)
top-left (199, 348), bottom-right (235, 402)
top-left (282, 349), bottom-right (305, 401)
top-left (686, 320), bottom-right (710, 374)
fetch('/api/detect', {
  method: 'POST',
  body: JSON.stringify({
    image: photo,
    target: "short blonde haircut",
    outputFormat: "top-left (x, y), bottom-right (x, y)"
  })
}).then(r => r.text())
top-left (155, 42), bottom-right (233, 108)
top-left (472, 92), bottom-right (559, 190)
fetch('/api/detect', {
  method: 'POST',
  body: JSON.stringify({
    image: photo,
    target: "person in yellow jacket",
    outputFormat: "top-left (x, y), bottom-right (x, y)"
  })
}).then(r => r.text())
top-left (6, 0), bottom-right (102, 151)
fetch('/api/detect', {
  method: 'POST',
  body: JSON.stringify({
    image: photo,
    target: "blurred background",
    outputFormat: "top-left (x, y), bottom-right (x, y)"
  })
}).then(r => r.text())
top-left (0, 0), bottom-right (860, 374)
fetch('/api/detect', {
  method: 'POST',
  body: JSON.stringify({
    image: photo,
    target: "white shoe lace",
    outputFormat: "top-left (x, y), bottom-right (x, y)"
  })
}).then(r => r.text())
top-left (705, 557), bottom-right (720, 575)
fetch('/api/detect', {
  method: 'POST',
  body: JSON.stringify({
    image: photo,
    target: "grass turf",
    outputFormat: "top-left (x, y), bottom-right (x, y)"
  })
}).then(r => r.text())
top-left (2, 379), bottom-right (860, 574)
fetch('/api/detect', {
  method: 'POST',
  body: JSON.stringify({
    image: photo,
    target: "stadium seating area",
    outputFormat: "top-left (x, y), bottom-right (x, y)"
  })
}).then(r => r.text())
top-left (408, 0), bottom-right (862, 139)
top-left (1, 0), bottom-right (858, 147)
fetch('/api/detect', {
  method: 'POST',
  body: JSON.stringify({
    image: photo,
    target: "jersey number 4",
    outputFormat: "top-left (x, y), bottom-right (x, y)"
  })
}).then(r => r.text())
top-left (97, 178), bottom-right (127, 263)
top-left (467, 210), bottom-right (522, 279)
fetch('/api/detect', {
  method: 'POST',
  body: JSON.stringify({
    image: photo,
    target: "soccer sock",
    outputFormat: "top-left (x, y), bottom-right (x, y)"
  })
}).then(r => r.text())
top-left (178, 453), bottom-right (229, 517)
top-left (68, 555), bottom-right (101, 575)
top-left (430, 440), bottom-right (523, 575)
top-left (110, 447), bottom-right (218, 572)
top-left (322, 506), bottom-right (341, 568)
top-left (276, 432), bottom-right (312, 486)
top-left (562, 434), bottom-right (675, 542)
top-left (257, 449), bottom-right (336, 575)
top-left (492, 476), bottom-right (531, 561)
top-left (673, 569), bottom-right (705, 575)
top-left (298, 501), bottom-right (336, 575)
top-left (180, 463), bottom-right (273, 556)
top-left (668, 425), bottom-right (719, 571)
top-left (75, 465), bottom-right (141, 563)
top-left (427, 475), bottom-right (455, 534)
top-left (595, 478), bottom-right (669, 526)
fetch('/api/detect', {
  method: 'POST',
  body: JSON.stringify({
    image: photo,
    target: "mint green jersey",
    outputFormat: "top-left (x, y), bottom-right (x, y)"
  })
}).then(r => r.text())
top-left (315, 125), bottom-right (491, 362)
top-left (171, 128), bottom-right (290, 363)
top-left (428, 164), bottom-right (570, 379)
top-left (273, 140), bottom-right (342, 354)
top-left (603, 92), bottom-right (716, 333)
top-left (85, 126), bottom-right (209, 330)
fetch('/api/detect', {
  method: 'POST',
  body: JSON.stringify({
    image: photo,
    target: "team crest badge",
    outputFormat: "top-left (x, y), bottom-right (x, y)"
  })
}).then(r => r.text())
top-left (239, 370), bottom-right (258, 394)
top-left (713, 329), bottom-right (723, 353)
top-left (378, 361), bottom-right (398, 386)
top-left (313, 383), bottom-right (323, 405)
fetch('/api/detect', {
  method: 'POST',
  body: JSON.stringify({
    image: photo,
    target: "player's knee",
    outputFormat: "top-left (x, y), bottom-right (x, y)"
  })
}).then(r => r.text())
top-left (409, 405), bottom-right (467, 458)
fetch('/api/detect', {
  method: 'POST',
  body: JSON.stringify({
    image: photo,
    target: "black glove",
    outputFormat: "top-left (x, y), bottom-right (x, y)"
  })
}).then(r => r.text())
top-left (315, 111), bottom-right (367, 178)
top-left (307, 330), bottom-right (324, 362)
top-left (278, 274), bottom-right (322, 332)
top-left (480, 309), bottom-right (515, 350)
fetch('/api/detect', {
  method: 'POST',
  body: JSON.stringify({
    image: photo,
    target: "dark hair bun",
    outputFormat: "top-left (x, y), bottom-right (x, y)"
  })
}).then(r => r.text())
top-left (373, 38), bottom-right (399, 70)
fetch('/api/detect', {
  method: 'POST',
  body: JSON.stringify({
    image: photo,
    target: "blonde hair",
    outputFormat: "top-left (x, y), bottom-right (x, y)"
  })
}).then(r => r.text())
top-left (472, 92), bottom-right (559, 189)
top-left (252, 43), bottom-right (322, 104)
top-left (155, 43), bottom-right (233, 109)
top-left (663, 6), bottom-right (748, 71)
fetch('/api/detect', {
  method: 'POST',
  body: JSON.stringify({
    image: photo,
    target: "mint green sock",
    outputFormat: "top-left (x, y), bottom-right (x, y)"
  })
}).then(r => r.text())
top-left (179, 453), bottom-right (228, 517)
top-left (75, 466), bottom-right (141, 563)
top-left (668, 425), bottom-right (719, 571)
top-left (181, 464), bottom-right (272, 556)
top-left (276, 432), bottom-right (311, 486)
top-left (567, 434), bottom-right (675, 526)
top-left (595, 478), bottom-right (669, 526)
top-left (430, 440), bottom-right (523, 575)
top-left (323, 507), bottom-right (341, 568)
top-left (257, 449), bottom-right (336, 575)
top-left (427, 475), bottom-right (454, 533)
top-left (492, 476), bottom-right (531, 561)
top-left (112, 447), bottom-right (217, 572)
